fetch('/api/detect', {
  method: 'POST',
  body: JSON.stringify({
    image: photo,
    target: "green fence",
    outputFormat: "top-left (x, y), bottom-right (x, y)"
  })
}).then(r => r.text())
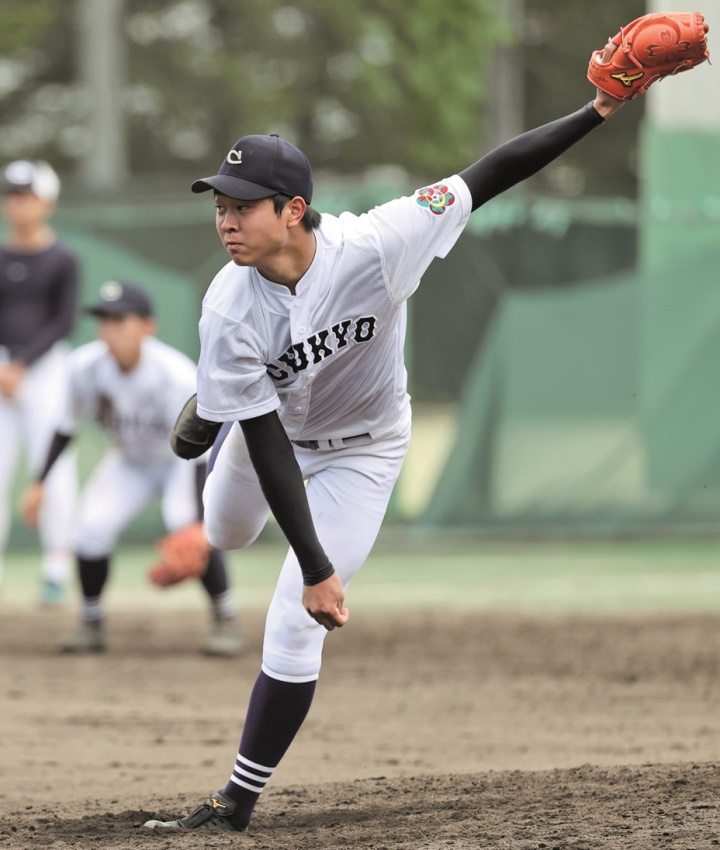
top-left (420, 244), bottom-right (720, 535)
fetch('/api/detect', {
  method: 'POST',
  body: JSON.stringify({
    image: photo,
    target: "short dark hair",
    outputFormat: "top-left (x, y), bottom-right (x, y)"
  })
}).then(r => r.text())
top-left (272, 193), bottom-right (321, 232)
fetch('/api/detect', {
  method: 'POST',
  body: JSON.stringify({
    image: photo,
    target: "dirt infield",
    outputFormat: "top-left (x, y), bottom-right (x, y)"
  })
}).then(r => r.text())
top-left (2, 607), bottom-right (720, 848)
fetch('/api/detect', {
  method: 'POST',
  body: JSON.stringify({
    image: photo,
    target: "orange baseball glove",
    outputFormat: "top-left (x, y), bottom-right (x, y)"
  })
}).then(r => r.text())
top-left (588, 12), bottom-right (710, 101)
top-left (148, 522), bottom-right (211, 587)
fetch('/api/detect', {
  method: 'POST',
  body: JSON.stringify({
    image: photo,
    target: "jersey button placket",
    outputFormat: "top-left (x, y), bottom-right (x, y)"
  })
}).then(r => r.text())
top-left (289, 293), bottom-right (311, 426)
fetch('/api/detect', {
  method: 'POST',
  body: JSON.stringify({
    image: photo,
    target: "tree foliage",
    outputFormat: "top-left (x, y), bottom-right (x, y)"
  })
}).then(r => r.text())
top-left (124, 0), bottom-right (501, 180)
top-left (0, 1), bottom-right (78, 166)
top-left (0, 0), bottom-right (645, 196)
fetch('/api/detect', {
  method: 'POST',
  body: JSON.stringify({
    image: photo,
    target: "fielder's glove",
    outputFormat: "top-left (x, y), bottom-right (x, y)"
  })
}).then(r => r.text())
top-left (148, 521), bottom-right (211, 587)
top-left (171, 393), bottom-right (222, 460)
top-left (588, 12), bottom-right (710, 101)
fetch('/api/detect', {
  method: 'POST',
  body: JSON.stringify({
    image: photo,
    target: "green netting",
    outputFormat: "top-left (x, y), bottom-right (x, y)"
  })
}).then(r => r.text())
top-left (62, 229), bottom-right (201, 358)
top-left (420, 245), bottom-right (720, 533)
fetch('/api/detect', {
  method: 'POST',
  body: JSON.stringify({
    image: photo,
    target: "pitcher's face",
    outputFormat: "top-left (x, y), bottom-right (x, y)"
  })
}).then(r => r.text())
top-left (214, 194), bottom-right (291, 268)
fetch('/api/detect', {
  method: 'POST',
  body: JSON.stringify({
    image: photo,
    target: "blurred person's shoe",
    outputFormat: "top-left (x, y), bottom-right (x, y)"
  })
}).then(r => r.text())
top-left (144, 791), bottom-right (244, 832)
top-left (60, 619), bottom-right (105, 653)
top-left (40, 581), bottom-right (64, 606)
top-left (203, 617), bottom-right (244, 657)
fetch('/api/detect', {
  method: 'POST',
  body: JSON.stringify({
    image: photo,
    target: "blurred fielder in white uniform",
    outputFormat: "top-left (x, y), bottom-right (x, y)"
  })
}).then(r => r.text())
top-left (0, 160), bottom-right (79, 604)
top-left (21, 280), bottom-right (243, 656)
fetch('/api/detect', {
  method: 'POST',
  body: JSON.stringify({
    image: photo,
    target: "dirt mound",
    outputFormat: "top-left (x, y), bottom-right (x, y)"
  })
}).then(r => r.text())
top-left (2, 608), bottom-right (719, 848)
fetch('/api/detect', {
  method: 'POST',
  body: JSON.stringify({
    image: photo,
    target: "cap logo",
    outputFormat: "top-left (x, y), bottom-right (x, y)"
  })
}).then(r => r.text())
top-left (226, 149), bottom-right (243, 165)
top-left (100, 281), bottom-right (123, 301)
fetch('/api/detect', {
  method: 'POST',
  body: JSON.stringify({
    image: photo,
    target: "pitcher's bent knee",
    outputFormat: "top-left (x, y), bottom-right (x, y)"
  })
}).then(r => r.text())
top-left (261, 606), bottom-right (327, 681)
top-left (204, 511), bottom-right (263, 551)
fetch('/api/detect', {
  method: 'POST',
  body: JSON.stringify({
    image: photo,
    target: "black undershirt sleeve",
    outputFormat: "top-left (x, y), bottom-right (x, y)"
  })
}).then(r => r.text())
top-left (37, 432), bottom-right (73, 482)
top-left (194, 462), bottom-right (207, 521)
top-left (459, 103), bottom-right (605, 212)
top-left (240, 411), bottom-right (335, 586)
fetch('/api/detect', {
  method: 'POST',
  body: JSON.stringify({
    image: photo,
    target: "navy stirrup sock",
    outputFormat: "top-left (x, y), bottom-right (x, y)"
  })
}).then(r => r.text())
top-left (221, 671), bottom-right (317, 829)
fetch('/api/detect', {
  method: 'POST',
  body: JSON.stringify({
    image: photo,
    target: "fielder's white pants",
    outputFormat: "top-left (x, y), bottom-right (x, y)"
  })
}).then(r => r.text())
top-left (0, 343), bottom-right (78, 584)
top-left (203, 423), bottom-right (410, 682)
top-left (74, 450), bottom-right (201, 557)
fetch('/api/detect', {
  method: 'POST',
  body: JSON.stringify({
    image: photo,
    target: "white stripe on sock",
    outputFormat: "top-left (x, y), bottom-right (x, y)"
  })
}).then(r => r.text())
top-left (212, 589), bottom-right (236, 621)
top-left (229, 775), bottom-right (265, 793)
top-left (82, 597), bottom-right (103, 622)
top-left (235, 766), bottom-right (271, 783)
top-left (236, 755), bottom-right (275, 774)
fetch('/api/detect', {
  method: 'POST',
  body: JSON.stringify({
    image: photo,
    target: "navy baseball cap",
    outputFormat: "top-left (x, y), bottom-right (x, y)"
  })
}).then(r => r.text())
top-left (85, 280), bottom-right (154, 318)
top-left (191, 134), bottom-right (313, 203)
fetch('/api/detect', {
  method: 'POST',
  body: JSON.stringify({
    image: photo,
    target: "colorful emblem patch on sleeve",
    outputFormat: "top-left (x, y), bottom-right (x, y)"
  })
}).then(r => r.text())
top-left (416, 184), bottom-right (455, 216)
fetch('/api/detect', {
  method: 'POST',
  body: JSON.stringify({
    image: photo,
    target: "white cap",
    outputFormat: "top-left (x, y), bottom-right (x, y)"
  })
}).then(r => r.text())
top-left (2, 160), bottom-right (60, 201)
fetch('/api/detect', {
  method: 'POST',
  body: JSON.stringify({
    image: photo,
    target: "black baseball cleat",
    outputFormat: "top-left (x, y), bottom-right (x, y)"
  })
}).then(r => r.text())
top-left (144, 791), bottom-right (244, 832)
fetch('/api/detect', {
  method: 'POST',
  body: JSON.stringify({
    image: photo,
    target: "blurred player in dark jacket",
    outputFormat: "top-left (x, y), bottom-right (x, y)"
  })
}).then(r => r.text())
top-left (0, 160), bottom-right (79, 604)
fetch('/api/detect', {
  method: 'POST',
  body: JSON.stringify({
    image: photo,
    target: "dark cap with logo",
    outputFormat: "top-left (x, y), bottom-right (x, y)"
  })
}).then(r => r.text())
top-left (85, 280), bottom-right (154, 318)
top-left (191, 134), bottom-right (313, 203)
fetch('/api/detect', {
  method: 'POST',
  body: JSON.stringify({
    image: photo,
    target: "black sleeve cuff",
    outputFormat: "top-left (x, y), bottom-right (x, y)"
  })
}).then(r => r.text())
top-left (302, 561), bottom-right (336, 586)
top-left (585, 101), bottom-right (606, 124)
top-left (37, 432), bottom-right (73, 482)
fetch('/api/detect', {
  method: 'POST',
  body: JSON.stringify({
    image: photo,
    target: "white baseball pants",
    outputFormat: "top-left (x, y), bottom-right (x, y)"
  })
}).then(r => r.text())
top-left (74, 450), bottom-right (201, 558)
top-left (0, 343), bottom-right (77, 584)
top-left (203, 423), bottom-right (410, 682)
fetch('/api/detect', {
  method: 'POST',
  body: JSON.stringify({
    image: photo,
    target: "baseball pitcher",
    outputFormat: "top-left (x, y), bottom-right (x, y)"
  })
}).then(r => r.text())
top-left (145, 17), bottom-right (710, 833)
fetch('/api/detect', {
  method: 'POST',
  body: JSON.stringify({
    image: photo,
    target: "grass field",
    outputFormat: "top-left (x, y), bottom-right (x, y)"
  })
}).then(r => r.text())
top-left (4, 533), bottom-right (720, 615)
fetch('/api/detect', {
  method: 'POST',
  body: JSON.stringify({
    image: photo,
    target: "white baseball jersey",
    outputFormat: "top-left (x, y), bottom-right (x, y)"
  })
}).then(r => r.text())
top-left (62, 337), bottom-right (199, 466)
top-left (196, 174), bottom-right (471, 440)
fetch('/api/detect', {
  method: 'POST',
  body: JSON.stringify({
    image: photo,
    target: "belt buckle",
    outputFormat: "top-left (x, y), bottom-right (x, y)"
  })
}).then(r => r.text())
top-left (293, 433), bottom-right (371, 451)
